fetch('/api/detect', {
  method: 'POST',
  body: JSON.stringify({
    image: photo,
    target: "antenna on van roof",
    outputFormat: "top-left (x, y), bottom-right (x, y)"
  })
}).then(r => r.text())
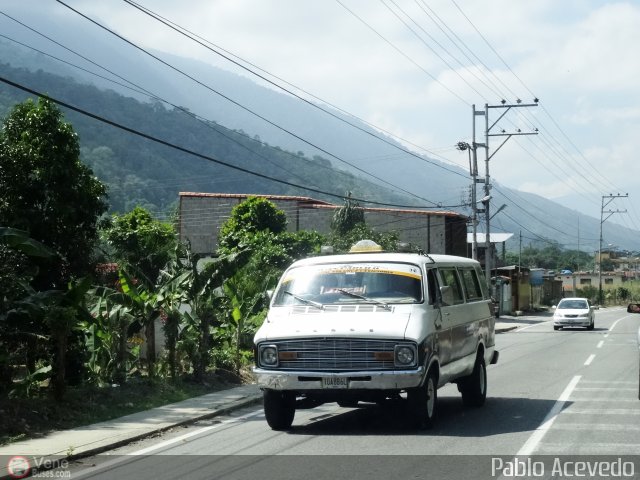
top-left (419, 249), bottom-right (436, 263)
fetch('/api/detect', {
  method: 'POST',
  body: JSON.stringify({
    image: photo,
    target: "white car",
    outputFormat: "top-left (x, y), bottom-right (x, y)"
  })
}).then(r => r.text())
top-left (553, 297), bottom-right (595, 331)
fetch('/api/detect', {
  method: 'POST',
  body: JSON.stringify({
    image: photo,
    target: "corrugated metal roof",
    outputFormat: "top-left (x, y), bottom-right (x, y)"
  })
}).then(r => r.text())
top-left (179, 192), bottom-right (333, 205)
top-left (467, 233), bottom-right (514, 243)
top-left (179, 192), bottom-right (465, 217)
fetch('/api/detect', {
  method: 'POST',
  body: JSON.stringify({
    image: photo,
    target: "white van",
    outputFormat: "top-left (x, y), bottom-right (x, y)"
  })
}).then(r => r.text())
top-left (253, 241), bottom-right (499, 430)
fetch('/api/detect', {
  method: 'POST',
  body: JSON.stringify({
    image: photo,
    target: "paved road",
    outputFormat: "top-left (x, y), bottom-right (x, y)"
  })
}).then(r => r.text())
top-left (70, 307), bottom-right (640, 479)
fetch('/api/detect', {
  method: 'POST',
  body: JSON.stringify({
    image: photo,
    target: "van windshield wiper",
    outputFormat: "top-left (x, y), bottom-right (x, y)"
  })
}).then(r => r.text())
top-left (334, 288), bottom-right (391, 311)
top-left (283, 290), bottom-right (324, 310)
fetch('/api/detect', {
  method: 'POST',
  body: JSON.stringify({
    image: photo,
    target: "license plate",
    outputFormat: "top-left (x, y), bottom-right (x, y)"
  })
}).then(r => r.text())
top-left (321, 377), bottom-right (348, 389)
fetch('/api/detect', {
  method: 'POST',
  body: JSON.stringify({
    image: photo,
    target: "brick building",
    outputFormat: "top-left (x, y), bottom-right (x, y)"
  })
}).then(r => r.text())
top-left (178, 192), bottom-right (468, 256)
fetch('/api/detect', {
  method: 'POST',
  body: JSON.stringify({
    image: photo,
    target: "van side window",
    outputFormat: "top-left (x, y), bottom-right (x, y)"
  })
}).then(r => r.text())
top-left (439, 268), bottom-right (464, 305)
top-left (426, 269), bottom-right (437, 305)
top-left (461, 268), bottom-right (483, 301)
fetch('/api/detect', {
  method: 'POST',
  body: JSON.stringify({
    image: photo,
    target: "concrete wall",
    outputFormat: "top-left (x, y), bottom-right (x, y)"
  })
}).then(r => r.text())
top-left (178, 193), bottom-right (467, 256)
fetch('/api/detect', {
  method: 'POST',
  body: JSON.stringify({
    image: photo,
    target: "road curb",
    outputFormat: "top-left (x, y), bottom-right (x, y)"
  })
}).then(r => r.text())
top-left (0, 393), bottom-right (263, 480)
top-left (496, 326), bottom-right (519, 333)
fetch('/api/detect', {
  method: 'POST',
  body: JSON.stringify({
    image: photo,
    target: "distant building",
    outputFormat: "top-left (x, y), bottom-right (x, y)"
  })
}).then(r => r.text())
top-left (558, 271), bottom-right (627, 294)
top-left (467, 232), bottom-right (514, 269)
top-left (178, 192), bottom-right (468, 256)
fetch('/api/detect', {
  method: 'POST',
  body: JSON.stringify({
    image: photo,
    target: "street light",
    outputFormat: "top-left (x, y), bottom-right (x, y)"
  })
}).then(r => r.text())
top-left (490, 204), bottom-right (507, 220)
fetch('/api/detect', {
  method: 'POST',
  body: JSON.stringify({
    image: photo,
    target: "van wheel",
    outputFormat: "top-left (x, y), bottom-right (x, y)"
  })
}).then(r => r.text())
top-left (460, 355), bottom-right (487, 407)
top-left (263, 390), bottom-right (295, 430)
top-left (407, 367), bottom-right (438, 429)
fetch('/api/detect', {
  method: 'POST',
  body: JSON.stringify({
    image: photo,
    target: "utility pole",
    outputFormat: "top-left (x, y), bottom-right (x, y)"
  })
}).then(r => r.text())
top-left (456, 140), bottom-right (478, 260)
top-left (598, 193), bottom-right (628, 305)
top-left (471, 100), bottom-right (539, 288)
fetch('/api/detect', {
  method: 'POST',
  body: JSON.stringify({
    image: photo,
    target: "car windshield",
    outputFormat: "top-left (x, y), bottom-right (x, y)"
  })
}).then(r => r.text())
top-left (273, 262), bottom-right (423, 307)
top-left (558, 299), bottom-right (588, 309)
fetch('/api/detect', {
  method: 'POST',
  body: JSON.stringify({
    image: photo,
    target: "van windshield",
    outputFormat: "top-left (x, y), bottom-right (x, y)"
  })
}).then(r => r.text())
top-left (273, 262), bottom-right (423, 306)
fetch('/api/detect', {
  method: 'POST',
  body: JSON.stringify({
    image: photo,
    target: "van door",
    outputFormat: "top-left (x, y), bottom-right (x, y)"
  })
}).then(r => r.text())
top-left (436, 267), bottom-right (475, 376)
top-left (425, 268), bottom-right (450, 368)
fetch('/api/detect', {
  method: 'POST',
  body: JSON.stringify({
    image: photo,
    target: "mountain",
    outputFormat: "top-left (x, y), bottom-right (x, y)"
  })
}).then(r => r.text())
top-left (0, 17), bottom-right (638, 253)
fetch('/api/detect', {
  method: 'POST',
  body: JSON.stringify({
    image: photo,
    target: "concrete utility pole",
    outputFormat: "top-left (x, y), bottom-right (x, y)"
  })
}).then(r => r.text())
top-left (456, 141), bottom-right (479, 260)
top-left (598, 193), bottom-right (628, 304)
top-left (471, 100), bottom-right (539, 288)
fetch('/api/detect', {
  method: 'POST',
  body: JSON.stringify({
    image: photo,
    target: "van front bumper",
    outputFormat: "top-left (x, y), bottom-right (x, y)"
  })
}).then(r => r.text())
top-left (253, 367), bottom-right (425, 391)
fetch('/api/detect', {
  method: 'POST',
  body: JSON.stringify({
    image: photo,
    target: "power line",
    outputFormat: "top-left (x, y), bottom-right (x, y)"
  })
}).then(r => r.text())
top-left (335, 0), bottom-right (469, 105)
top-left (120, 0), bottom-right (471, 191)
top-left (54, 0), bottom-right (443, 207)
top-left (0, 75), bottom-right (469, 211)
top-left (381, 0), bottom-right (497, 99)
top-left (449, 0), bottom-right (629, 197)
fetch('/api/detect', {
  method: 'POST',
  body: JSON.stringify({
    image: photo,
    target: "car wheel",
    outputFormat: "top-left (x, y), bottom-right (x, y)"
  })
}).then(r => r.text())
top-left (554, 325), bottom-right (561, 331)
top-left (459, 354), bottom-right (487, 407)
top-left (407, 367), bottom-right (438, 429)
top-left (263, 390), bottom-right (295, 430)
top-left (587, 319), bottom-right (594, 331)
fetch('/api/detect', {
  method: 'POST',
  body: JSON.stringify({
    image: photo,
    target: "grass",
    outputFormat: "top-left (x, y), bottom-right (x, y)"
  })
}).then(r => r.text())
top-left (0, 370), bottom-right (250, 446)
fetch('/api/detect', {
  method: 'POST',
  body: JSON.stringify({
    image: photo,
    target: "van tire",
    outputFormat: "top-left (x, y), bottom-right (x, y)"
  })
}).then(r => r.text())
top-left (263, 390), bottom-right (295, 430)
top-left (460, 355), bottom-right (487, 407)
top-left (407, 367), bottom-right (438, 429)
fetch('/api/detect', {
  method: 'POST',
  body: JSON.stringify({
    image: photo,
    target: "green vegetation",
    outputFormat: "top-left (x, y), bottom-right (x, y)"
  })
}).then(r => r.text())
top-left (0, 96), bottom-right (416, 444)
top-left (0, 376), bottom-right (239, 446)
top-left (2, 89), bottom-right (632, 446)
top-left (0, 63), bottom-right (420, 216)
top-left (504, 243), bottom-right (595, 272)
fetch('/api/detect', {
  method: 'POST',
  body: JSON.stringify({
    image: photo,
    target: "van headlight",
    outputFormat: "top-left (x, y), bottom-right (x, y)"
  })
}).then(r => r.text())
top-left (395, 344), bottom-right (417, 367)
top-left (259, 345), bottom-right (279, 367)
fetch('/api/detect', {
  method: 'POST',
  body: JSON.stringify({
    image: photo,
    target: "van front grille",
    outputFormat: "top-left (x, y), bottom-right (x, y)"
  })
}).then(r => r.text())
top-left (260, 338), bottom-right (412, 372)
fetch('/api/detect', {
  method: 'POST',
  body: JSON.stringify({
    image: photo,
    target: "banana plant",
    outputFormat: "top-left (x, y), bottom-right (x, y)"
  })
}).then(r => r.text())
top-left (159, 244), bottom-right (251, 381)
top-left (222, 271), bottom-right (274, 374)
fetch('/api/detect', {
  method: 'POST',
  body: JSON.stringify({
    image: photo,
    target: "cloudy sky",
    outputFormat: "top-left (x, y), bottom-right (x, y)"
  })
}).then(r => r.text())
top-left (4, 0), bottom-right (640, 235)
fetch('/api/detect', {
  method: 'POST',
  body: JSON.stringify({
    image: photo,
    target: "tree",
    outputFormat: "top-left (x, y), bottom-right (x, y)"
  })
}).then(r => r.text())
top-left (0, 97), bottom-right (108, 290)
top-left (331, 193), bottom-right (365, 235)
top-left (0, 228), bottom-right (57, 392)
top-left (101, 207), bottom-right (176, 285)
top-left (100, 207), bottom-right (176, 372)
top-left (218, 197), bottom-right (287, 252)
top-left (160, 244), bottom-right (251, 381)
top-left (328, 223), bottom-right (399, 254)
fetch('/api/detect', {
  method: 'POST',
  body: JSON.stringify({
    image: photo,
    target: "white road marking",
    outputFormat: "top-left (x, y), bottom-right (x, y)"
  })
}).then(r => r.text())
top-left (584, 354), bottom-right (596, 366)
top-left (515, 321), bottom-right (553, 332)
top-left (72, 409), bottom-right (264, 479)
top-left (130, 409), bottom-right (264, 455)
top-left (517, 375), bottom-right (581, 456)
top-left (597, 340), bottom-right (604, 348)
top-left (608, 316), bottom-right (631, 333)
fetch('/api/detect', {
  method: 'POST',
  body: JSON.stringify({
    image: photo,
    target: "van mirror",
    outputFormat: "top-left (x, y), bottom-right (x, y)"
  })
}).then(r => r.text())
top-left (627, 303), bottom-right (640, 313)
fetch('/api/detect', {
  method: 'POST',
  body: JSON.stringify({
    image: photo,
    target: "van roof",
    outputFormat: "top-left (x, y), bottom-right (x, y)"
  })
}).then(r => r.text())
top-left (289, 252), bottom-right (480, 268)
